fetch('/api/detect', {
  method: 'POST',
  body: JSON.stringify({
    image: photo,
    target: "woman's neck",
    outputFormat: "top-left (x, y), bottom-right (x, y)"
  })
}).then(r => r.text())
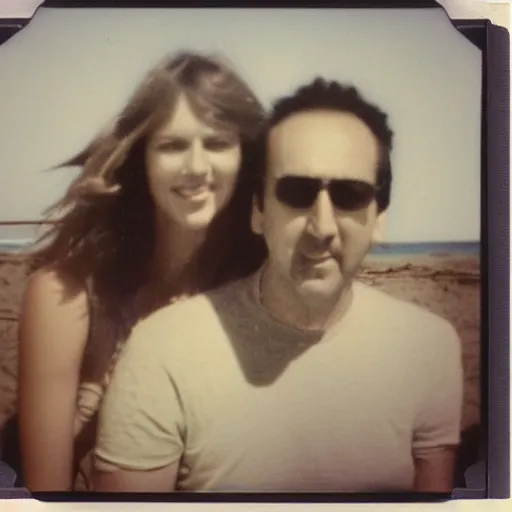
top-left (150, 211), bottom-right (207, 296)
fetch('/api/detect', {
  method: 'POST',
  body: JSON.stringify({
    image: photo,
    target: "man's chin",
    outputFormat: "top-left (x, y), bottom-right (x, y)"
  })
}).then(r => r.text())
top-left (297, 277), bottom-right (343, 303)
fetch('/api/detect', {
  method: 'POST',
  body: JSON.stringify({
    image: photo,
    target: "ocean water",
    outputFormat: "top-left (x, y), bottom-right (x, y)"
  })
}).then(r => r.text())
top-left (0, 240), bottom-right (34, 253)
top-left (369, 241), bottom-right (480, 256)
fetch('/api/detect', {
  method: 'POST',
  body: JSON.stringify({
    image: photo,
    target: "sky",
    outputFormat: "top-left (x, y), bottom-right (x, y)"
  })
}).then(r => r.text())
top-left (0, 7), bottom-right (482, 243)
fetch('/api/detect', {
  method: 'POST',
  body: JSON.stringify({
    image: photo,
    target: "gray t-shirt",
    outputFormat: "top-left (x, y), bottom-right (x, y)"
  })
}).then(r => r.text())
top-left (95, 273), bottom-right (463, 492)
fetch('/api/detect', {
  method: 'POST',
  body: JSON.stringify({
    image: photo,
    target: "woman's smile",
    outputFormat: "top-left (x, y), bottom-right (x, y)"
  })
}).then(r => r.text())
top-left (172, 183), bottom-right (214, 202)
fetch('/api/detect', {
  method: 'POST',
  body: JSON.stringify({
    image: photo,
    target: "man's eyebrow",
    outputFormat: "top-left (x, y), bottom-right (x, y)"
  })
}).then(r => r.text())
top-left (277, 170), bottom-right (326, 176)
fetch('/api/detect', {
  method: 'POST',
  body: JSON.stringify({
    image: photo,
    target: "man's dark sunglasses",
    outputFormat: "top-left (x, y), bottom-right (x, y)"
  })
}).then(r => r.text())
top-left (275, 176), bottom-right (381, 211)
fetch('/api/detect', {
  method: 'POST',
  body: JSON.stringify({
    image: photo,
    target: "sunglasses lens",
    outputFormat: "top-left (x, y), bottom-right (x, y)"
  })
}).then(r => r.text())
top-left (275, 177), bottom-right (377, 211)
top-left (329, 180), bottom-right (376, 211)
top-left (276, 177), bottom-right (319, 208)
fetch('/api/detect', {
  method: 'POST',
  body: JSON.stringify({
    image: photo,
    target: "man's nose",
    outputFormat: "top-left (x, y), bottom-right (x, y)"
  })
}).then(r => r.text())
top-left (306, 189), bottom-right (337, 240)
top-left (186, 141), bottom-right (210, 175)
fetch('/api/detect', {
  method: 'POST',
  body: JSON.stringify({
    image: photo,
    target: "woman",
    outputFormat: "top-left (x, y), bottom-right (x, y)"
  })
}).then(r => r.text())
top-left (16, 51), bottom-right (267, 491)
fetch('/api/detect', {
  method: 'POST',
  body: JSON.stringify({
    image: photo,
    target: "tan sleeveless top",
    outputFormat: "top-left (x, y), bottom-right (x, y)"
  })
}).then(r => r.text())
top-left (73, 382), bottom-right (104, 491)
top-left (75, 382), bottom-right (104, 435)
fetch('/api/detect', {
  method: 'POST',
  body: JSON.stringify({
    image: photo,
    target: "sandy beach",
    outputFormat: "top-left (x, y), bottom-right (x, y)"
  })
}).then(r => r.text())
top-left (0, 250), bottom-right (481, 434)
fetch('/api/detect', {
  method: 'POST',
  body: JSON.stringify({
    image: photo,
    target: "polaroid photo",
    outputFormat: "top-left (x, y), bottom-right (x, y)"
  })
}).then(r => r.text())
top-left (0, 0), bottom-right (509, 505)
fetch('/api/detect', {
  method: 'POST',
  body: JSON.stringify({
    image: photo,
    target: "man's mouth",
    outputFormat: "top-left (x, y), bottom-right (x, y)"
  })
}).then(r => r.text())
top-left (302, 252), bottom-right (333, 264)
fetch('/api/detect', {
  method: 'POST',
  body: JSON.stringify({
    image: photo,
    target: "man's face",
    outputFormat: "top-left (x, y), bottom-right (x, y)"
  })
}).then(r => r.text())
top-left (252, 109), bottom-right (385, 305)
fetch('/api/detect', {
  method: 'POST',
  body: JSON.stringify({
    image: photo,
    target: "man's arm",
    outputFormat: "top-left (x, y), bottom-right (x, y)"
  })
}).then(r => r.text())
top-left (94, 462), bottom-right (179, 493)
top-left (93, 311), bottom-right (186, 492)
top-left (412, 321), bottom-right (463, 492)
top-left (413, 446), bottom-right (458, 492)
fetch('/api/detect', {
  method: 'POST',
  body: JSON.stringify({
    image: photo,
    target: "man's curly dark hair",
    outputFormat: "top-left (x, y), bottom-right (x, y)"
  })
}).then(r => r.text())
top-left (252, 78), bottom-right (394, 213)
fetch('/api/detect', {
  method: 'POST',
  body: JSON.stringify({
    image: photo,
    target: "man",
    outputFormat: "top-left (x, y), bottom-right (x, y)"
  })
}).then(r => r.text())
top-left (93, 79), bottom-right (463, 493)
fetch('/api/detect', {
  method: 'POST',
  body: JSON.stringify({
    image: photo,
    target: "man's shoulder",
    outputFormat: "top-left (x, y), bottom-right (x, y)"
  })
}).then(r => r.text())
top-left (134, 293), bottom-right (216, 338)
top-left (130, 278), bottom-right (251, 346)
top-left (353, 280), bottom-right (459, 340)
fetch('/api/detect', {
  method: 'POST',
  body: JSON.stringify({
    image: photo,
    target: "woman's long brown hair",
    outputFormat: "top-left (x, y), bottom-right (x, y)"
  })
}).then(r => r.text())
top-left (28, 51), bottom-right (267, 383)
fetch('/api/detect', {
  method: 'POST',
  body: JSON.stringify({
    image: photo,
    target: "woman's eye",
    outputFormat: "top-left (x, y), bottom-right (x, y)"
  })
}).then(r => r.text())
top-left (204, 137), bottom-right (235, 151)
top-left (156, 139), bottom-right (189, 152)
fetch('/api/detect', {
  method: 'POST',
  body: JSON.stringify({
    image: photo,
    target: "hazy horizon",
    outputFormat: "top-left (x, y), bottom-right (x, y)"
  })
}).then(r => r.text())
top-left (0, 238), bottom-right (481, 250)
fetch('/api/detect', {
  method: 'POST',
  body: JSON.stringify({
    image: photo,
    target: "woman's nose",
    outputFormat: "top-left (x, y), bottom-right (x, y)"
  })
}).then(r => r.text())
top-left (186, 141), bottom-right (210, 175)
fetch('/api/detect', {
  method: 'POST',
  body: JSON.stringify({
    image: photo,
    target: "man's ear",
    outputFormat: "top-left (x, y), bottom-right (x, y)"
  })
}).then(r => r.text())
top-left (251, 195), bottom-right (263, 235)
top-left (371, 210), bottom-right (387, 244)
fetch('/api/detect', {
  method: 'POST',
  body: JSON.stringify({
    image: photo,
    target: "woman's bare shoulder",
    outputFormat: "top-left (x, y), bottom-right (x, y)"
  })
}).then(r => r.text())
top-left (24, 266), bottom-right (88, 311)
top-left (20, 265), bottom-right (90, 358)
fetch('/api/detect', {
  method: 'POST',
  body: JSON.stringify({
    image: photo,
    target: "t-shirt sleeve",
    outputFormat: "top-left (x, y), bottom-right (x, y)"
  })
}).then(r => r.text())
top-left (412, 320), bottom-right (464, 454)
top-left (94, 317), bottom-right (185, 472)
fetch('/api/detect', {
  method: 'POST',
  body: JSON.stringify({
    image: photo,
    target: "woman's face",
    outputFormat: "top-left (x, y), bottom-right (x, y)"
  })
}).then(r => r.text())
top-left (145, 94), bottom-right (242, 230)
